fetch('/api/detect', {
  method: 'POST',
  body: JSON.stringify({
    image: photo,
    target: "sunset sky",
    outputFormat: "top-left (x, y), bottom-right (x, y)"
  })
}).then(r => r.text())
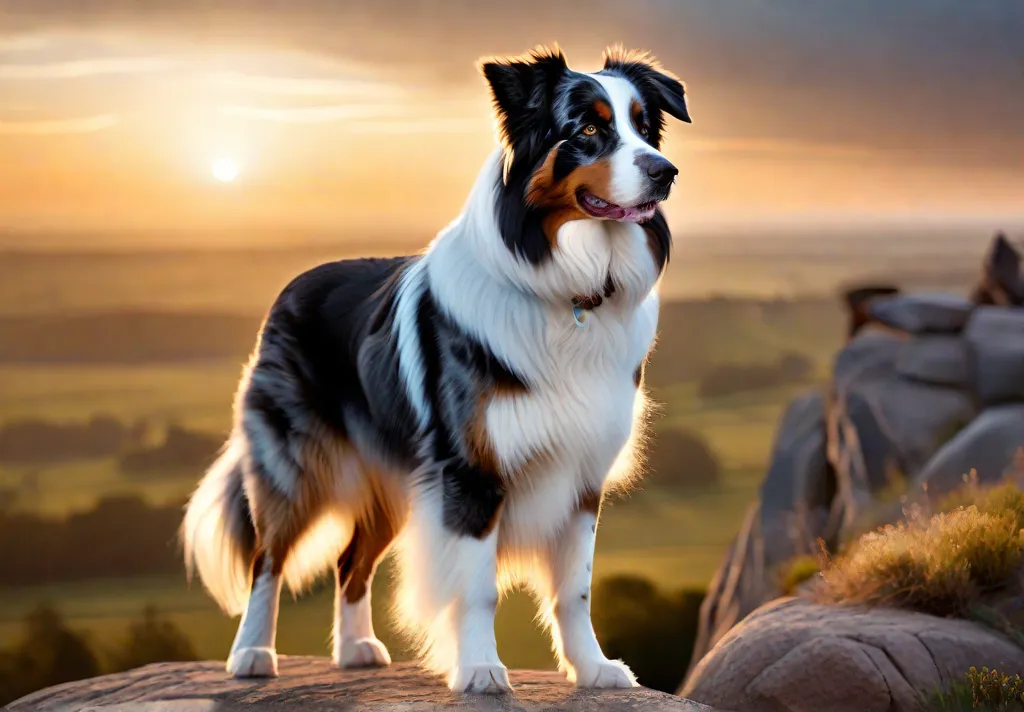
top-left (0, 1), bottom-right (1021, 247)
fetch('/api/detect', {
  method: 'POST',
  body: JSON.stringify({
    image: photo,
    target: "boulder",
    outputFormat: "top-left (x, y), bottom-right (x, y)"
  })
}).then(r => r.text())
top-left (965, 306), bottom-right (1024, 406)
top-left (867, 293), bottom-right (974, 334)
top-left (843, 285), bottom-right (901, 338)
top-left (915, 404), bottom-right (1024, 494)
top-left (972, 233), bottom-right (1024, 306)
top-left (832, 327), bottom-right (904, 395)
top-left (682, 598), bottom-right (1024, 712)
top-left (688, 393), bottom-right (835, 676)
top-left (8, 658), bottom-right (718, 712)
top-left (688, 504), bottom-right (768, 682)
top-left (830, 328), bottom-right (976, 508)
top-left (895, 335), bottom-right (972, 389)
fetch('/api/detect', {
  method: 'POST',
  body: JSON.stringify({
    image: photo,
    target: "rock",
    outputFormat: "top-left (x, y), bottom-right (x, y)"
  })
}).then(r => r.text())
top-left (965, 306), bottom-right (1024, 406)
top-left (830, 327), bottom-right (976, 504)
top-left (845, 377), bottom-right (975, 483)
top-left (688, 393), bottom-right (835, 676)
top-left (7, 658), bottom-right (718, 712)
top-left (689, 504), bottom-right (768, 682)
top-left (895, 335), bottom-right (971, 388)
top-left (915, 404), bottom-right (1024, 494)
top-left (832, 327), bottom-right (904, 396)
top-left (867, 293), bottom-right (974, 334)
top-left (759, 392), bottom-right (832, 523)
top-left (682, 598), bottom-right (1024, 712)
top-left (972, 233), bottom-right (1024, 306)
top-left (843, 285), bottom-right (901, 338)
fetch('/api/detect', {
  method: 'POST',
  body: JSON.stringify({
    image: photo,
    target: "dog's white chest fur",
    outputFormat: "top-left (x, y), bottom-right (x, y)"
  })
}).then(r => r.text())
top-left (464, 218), bottom-right (661, 545)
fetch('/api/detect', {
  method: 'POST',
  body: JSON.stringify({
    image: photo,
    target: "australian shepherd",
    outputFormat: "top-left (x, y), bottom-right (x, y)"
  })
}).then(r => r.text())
top-left (182, 44), bottom-right (691, 695)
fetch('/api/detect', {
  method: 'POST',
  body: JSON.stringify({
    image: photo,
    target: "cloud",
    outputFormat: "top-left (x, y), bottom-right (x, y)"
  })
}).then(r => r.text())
top-left (0, 114), bottom-right (118, 134)
top-left (0, 56), bottom-right (175, 79)
top-left (685, 137), bottom-right (880, 159)
top-left (344, 118), bottom-right (489, 134)
top-left (205, 71), bottom-right (405, 98)
top-left (0, 34), bottom-right (50, 52)
top-left (221, 99), bottom-right (484, 124)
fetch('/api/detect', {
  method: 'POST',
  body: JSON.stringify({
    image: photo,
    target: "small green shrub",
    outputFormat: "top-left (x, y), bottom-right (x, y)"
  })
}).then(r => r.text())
top-left (927, 667), bottom-right (1024, 711)
top-left (778, 555), bottom-right (822, 595)
top-left (592, 575), bottom-right (704, 693)
top-left (105, 605), bottom-right (197, 673)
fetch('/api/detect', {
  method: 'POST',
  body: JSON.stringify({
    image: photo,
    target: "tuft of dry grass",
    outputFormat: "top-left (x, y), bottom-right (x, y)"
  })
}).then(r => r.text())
top-left (939, 481), bottom-right (1024, 531)
top-left (812, 501), bottom-right (1024, 618)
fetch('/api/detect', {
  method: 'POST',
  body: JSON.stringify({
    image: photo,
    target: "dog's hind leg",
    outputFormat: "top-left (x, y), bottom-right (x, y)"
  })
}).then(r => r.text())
top-left (227, 551), bottom-right (283, 678)
top-left (332, 495), bottom-right (398, 669)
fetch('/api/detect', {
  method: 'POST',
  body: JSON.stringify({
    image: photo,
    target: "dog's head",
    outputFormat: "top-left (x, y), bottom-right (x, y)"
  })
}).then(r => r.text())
top-left (481, 44), bottom-right (691, 263)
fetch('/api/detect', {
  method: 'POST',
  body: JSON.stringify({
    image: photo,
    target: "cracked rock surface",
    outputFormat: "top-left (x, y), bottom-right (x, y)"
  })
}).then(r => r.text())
top-left (682, 598), bottom-right (1024, 712)
top-left (8, 658), bottom-right (720, 712)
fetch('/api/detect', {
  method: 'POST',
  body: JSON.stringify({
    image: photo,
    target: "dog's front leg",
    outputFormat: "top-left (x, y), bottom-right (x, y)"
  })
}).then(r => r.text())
top-left (432, 462), bottom-right (510, 694)
top-left (446, 527), bottom-right (507, 694)
top-left (540, 493), bottom-right (637, 689)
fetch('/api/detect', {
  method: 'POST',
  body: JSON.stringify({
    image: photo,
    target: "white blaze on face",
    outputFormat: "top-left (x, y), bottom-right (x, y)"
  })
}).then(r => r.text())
top-left (588, 73), bottom-right (667, 207)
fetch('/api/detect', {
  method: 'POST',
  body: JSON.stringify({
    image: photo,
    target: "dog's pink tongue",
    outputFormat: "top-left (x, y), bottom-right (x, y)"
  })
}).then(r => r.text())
top-left (585, 202), bottom-right (626, 219)
top-left (620, 206), bottom-right (644, 222)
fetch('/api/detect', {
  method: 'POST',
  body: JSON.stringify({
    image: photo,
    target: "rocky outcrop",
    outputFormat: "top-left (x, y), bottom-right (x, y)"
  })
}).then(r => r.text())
top-left (7, 658), bottom-right (719, 712)
top-left (683, 598), bottom-right (1024, 712)
top-left (688, 234), bottom-right (1024, 679)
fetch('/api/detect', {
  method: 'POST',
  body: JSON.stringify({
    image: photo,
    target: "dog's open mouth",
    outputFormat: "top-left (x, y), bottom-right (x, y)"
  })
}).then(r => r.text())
top-left (576, 189), bottom-right (658, 223)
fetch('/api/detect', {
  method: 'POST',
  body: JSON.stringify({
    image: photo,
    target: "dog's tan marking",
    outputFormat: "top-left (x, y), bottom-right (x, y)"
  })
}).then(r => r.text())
top-left (526, 143), bottom-right (616, 244)
top-left (338, 495), bottom-right (398, 603)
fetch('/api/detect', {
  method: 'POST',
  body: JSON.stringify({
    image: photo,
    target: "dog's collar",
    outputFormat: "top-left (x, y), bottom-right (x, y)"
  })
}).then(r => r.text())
top-left (571, 275), bottom-right (615, 327)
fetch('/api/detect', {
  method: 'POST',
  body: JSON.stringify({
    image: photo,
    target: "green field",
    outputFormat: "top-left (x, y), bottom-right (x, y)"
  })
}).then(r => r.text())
top-left (0, 247), bottom-right (845, 668)
top-left (0, 356), bottom-right (810, 665)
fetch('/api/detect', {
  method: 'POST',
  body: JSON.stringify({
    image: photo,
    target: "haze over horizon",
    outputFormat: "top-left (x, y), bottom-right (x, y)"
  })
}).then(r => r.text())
top-left (0, 1), bottom-right (1021, 247)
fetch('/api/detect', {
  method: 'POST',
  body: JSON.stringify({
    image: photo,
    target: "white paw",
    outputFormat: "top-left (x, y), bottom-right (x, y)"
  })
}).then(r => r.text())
top-left (226, 647), bottom-right (279, 678)
top-left (573, 659), bottom-right (638, 689)
top-left (450, 663), bottom-right (513, 695)
top-left (333, 637), bottom-right (392, 669)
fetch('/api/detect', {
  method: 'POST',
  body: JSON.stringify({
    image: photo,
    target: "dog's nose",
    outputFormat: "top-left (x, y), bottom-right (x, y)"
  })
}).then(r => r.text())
top-left (646, 156), bottom-right (678, 188)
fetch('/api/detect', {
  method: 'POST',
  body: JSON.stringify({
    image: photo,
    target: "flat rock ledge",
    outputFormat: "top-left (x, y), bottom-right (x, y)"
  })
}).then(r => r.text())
top-left (7, 657), bottom-right (720, 712)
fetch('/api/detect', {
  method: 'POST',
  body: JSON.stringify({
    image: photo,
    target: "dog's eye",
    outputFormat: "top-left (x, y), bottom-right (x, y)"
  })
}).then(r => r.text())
top-left (638, 125), bottom-right (649, 137)
top-left (582, 124), bottom-right (597, 136)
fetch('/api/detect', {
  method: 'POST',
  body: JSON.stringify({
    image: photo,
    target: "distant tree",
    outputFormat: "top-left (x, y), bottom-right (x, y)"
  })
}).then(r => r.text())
top-left (646, 429), bottom-right (721, 490)
top-left (0, 604), bottom-right (100, 706)
top-left (698, 350), bottom-right (814, 399)
top-left (0, 414), bottom-right (130, 464)
top-left (107, 606), bottom-right (198, 673)
top-left (0, 495), bottom-right (185, 586)
top-left (118, 424), bottom-right (221, 478)
top-left (592, 575), bottom-right (704, 693)
top-left (776, 351), bottom-right (814, 381)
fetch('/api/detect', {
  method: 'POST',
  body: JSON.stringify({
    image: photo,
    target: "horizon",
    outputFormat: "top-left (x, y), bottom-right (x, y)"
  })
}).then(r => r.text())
top-left (0, 2), bottom-right (1022, 243)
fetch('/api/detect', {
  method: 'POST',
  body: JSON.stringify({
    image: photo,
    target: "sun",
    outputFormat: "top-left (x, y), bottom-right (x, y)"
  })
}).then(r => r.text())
top-left (210, 157), bottom-right (240, 183)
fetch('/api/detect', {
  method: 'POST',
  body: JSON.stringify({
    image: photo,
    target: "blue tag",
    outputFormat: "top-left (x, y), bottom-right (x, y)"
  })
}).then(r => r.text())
top-left (573, 306), bottom-right (586, 327)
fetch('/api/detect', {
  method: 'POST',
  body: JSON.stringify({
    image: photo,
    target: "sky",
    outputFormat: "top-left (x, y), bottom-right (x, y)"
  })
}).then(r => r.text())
top-left (0, 1), bottom-right (1021, 246)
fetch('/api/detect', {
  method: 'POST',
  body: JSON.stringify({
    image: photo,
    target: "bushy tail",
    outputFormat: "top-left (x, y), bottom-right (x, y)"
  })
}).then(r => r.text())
top-left (181, 435), bottom-right (256, 617)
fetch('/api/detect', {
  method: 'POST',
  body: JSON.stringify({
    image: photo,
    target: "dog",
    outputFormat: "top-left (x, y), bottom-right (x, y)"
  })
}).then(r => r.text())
top-left (182, 43), bottom-right (690, 695)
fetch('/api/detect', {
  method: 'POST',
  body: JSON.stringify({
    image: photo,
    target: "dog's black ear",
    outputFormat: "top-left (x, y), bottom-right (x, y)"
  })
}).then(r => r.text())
top-left (479, 45), bottom-right (567, 153)
top-left (603, 47), bottom-right (691, 123)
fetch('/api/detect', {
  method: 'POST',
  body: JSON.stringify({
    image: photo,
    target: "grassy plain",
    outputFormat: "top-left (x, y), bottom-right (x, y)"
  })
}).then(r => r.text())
top-left (0, 246), bottom-right (848, 668)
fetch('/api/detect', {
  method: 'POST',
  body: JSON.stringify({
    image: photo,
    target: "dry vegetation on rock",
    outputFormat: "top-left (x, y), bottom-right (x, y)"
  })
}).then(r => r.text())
top-left (811, 482), bottom-right (1024, 619)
